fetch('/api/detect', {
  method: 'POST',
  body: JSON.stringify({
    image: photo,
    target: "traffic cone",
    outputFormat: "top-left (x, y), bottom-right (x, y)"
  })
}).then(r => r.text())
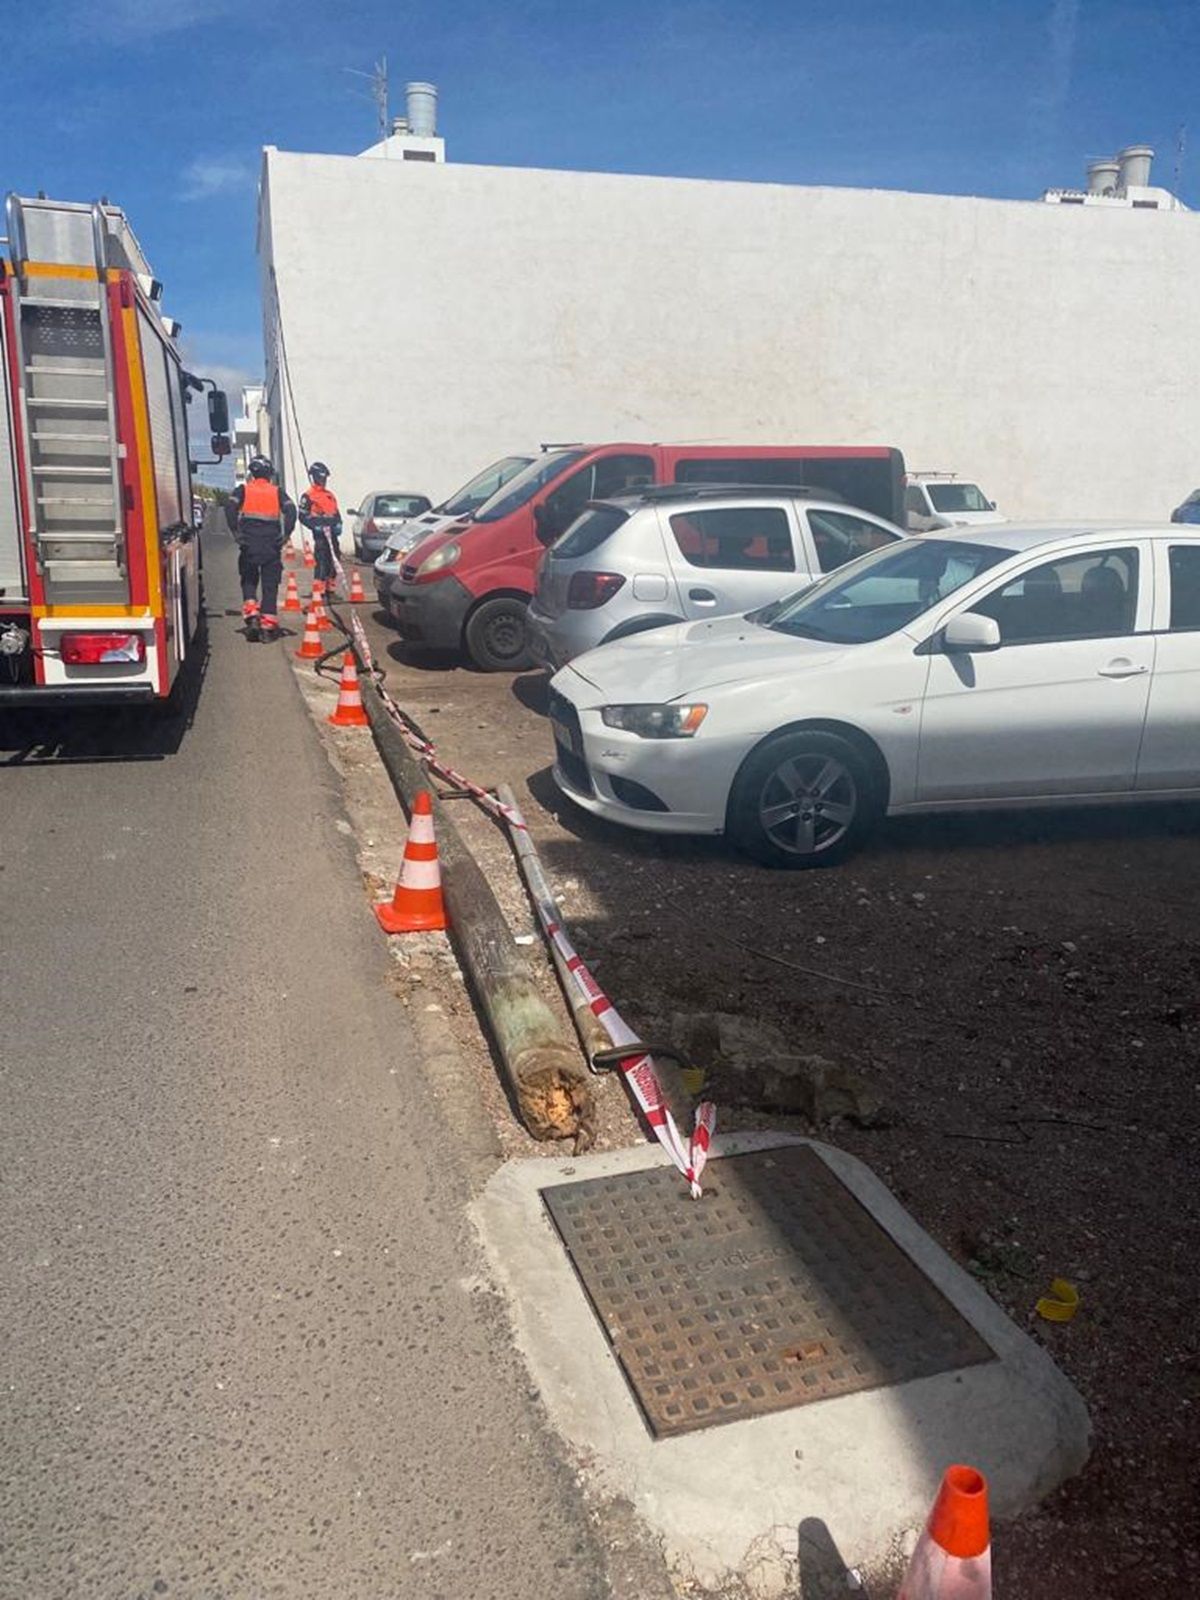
top-left (348, 567), bottom-right (367, 603)
top-left (327, 652), bottom-right (370, 728)
top-left (374, 791), bottom-right (447, 933)
top-left (294, 605), bottom-right (324, 661)
top-left (897, 1466), bottom-right (991, 1600)
top-left (310, 581), bottom-right (332, 631)
top-left (302, 538), bottom-right (315, 568)
top-left (282, 571), bottom-right (303, 612)
top-left (283, 541), bottom-right (296, 565)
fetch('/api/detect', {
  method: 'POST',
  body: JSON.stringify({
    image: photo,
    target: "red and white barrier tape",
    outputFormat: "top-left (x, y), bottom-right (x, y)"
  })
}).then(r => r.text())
top-left (328, 553), bottom-right (716, 1195)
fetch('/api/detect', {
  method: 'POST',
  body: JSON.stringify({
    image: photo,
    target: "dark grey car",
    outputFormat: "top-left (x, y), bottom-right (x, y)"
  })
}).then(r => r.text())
top-left (351, 491), bottom-right (433, 560)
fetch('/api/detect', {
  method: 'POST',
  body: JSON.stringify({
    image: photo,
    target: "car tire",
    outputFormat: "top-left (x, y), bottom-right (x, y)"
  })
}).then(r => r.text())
top-left (464, 596), bottom-right (535, 672)
top-left (727, 729), bottom-right (881, 869)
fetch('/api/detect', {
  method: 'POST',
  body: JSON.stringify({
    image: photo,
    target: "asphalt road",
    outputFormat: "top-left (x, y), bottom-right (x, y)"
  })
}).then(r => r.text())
top-left (0, 531), bottom-right (611, 1600)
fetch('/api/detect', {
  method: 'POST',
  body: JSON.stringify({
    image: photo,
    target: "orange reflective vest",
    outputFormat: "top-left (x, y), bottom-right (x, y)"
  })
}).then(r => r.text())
top-left (241, 478), bottom-right (282, 520)
top-left (305, 485), bottom-right (338, 518)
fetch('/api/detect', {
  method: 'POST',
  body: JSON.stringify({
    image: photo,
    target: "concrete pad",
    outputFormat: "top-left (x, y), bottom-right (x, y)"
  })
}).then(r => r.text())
top-left (471, 1132), bottom-right (1090, 1596)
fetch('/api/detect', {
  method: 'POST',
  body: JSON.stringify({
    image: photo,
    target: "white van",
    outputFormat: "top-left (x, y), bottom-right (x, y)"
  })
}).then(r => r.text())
top-left (905, 472), bottom-right (1004, 531)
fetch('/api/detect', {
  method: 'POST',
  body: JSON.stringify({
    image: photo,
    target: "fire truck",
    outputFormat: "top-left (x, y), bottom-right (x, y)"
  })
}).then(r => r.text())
top-left (0, 193), bottom-right (230, 705)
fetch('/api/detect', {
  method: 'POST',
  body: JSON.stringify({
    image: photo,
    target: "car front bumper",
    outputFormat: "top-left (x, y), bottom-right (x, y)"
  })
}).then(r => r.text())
top-left (386, 575), bottom-right (472, 651)
top-left (546, 684), bottom-right (740, 836)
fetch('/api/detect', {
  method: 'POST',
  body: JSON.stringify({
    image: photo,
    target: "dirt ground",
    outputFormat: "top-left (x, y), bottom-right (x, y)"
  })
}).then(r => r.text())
top-left (345, 593), bottom-right (1198, 1597)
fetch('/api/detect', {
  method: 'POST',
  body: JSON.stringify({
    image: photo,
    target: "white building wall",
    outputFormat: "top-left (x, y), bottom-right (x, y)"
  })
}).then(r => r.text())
top-left (259, 148), bottom-right (1200, 521)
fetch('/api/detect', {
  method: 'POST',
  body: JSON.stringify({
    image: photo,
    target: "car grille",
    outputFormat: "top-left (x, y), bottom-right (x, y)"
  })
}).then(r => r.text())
top-left (547, 689), bottom-right (592, 796)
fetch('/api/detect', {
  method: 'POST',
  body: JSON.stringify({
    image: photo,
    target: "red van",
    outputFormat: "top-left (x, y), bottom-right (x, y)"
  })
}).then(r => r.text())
top-left (387, 443), bottom-right (905, 670)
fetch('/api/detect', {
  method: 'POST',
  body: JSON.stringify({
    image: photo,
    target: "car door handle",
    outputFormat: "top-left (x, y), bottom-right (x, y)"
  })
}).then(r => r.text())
top-left (1097, 659), bottom-right (1148, 678)
top-left (688, 588), bottom-right (718, 604)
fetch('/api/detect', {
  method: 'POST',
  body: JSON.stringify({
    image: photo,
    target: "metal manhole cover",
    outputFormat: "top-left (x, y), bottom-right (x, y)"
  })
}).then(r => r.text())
top-left (542, 1146), bottom-right (994, 1438)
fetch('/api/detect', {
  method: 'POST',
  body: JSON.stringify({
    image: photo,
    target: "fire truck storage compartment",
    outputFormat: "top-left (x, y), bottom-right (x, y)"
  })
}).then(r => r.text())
top-left (0, 296), bottom-right (24, 600)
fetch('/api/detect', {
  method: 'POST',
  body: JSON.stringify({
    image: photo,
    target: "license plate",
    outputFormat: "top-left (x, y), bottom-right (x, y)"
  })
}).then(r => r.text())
top-left (550, 714), bottom-right (579, 756)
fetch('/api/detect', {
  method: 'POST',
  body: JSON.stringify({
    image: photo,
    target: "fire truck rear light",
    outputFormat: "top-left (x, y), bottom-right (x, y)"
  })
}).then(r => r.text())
top-left (60, 631), bottom-right (147, 665)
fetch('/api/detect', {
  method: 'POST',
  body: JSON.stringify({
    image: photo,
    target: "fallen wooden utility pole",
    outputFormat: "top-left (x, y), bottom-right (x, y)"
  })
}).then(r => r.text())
top-left (360, 682), bottom-right (595, 1148)
top-left (497, 783), bottom-right (612, 1065)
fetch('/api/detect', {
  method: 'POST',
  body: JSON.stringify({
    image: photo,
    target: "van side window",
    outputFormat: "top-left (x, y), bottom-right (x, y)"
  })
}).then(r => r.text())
top-left (807, 509), bottom-right (899, 573)
top-left (669, 507), bottom-right (795, 572)
top-left (543, 454), bottom-right (654, 535)
top-left (904, 487), bottom-right (928, 515)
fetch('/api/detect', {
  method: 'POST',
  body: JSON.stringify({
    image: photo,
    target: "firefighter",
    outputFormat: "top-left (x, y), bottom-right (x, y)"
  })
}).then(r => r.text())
top-left (224, 456), bottom-right (297, 640)
top-left (299, 461), bottom-right (343, 594)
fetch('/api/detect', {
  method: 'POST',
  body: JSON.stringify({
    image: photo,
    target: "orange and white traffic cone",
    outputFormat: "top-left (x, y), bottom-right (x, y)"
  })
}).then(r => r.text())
top-left (348, 567), bottom-right (367, 603)
top-left (294, 605), bottom-right (324, 661)
top-left (310, 581), bottom-right (332, 631)
top-left (283, 541), bottom-right (297, 565)
top-left (375, 791), bottom-right (447, 933)
top-left (327, 652), bottom-right (370, 728)
top-left (302, 538), bottom-right (315, 568)
top-left (282, 571), bottom-right (303, 612)
top-left (897, 1465), bottom-right (991, 1600)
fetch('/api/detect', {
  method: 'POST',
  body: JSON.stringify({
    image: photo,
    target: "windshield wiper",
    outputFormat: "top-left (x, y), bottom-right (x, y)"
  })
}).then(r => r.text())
top-left (768, 620), bottom-right (839, 641)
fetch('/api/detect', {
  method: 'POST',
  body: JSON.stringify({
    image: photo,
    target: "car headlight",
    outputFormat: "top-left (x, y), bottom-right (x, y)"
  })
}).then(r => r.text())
top-left (415, 540), bottom-right (461, 580)
top-left (600, 703), bottom-right (708, 738)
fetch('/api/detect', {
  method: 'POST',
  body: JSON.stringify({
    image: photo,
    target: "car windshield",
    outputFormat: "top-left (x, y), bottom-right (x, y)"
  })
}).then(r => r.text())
top-left (766, 539), bottom-right (1008, 644)
top-left (473, 451), bottom-right (585, 523)
top-left (442, 455), bottom-right (534, 516)
top-left (928, 482), bottom-right (990, 513)
top-left (375, 495), bottom-right (428, 518)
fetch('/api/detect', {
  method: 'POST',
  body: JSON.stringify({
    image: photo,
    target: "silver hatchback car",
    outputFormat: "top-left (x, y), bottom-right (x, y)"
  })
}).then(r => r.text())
top-left (526, 485), bottom-right (908, 668)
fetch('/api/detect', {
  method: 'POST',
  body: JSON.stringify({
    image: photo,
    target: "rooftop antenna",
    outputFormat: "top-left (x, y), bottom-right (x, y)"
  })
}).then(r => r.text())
top-left (1174, 122), bottom-right (1187, 196)
top-left (344, 55), bottom-right (389, 140)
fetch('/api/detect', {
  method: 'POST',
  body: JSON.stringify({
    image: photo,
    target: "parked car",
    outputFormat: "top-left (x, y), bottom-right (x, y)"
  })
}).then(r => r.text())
top-left (373, 453), bottom-right (535, 608)
top-left (548, 523), bottom-right (1192, 868)
top-left (527, 485), bottom-right (906, 669)
top-left (1170, 489), bottom-right (1200, 525)
top-left (350, 491), bottom-right (434, 561)
top-left (905, 472), bottom-right (1004, 531)
top-left (389, 443), bottom-right (907, 671)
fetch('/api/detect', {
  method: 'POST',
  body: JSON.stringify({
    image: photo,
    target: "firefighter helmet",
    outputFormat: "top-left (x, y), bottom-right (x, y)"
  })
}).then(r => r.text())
top-left (248, 455), bottom-right (274, 479)
top-left (308, 460), bottom-right (330, 484)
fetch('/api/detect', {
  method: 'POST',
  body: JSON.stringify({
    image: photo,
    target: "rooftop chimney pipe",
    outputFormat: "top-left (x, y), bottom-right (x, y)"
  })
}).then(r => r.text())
top-left (1086, 158), bottom-right (1120, 195)
top-left (405, 82), bottom-right (438, 139)
top-left (1117, 144), bottom-right (1154, 190)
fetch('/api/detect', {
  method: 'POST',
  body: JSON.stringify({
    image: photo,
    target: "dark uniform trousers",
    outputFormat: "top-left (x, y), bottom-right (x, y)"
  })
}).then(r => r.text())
top-left (238, 528), bottom-right (284, 617)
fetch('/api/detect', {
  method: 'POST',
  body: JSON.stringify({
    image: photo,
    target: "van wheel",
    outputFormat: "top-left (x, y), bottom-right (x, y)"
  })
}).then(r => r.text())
top-left (464, 597), bottom-right (535, 671)
top-left (727, 730), bottom-right (880, 868)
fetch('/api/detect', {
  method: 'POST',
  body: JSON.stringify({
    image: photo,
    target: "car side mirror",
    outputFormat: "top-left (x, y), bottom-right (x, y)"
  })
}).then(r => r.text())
top-left (211, 433), bottom-right (231, 459)
top-left (986, 500), bottom-right (996, 511)
top-left (943, 613), bottom-right (1001, 653)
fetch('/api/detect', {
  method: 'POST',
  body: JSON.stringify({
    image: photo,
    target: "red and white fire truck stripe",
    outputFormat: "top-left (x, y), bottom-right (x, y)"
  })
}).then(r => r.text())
top-left (328, 560), bottom-right (716, 1194)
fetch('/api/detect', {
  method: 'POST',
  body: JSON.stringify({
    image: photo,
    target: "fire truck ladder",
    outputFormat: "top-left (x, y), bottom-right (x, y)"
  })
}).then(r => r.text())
top-left (5, 195), bottom-right (127, 602)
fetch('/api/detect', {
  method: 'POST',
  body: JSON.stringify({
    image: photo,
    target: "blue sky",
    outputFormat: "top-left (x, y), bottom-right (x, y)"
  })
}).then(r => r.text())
top-left (9, 0), bottom-right (1198, 404)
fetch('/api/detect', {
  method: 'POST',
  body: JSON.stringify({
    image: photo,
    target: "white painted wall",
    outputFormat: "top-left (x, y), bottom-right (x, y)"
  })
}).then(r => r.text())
top-left (259, 148), bottom-right (1200, 522)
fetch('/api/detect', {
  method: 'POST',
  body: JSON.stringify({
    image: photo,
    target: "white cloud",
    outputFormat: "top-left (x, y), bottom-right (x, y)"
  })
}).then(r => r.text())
top-left (76, 0), bottom-right (238, 42)
top-left (181, 157), bottom-right (257, 202)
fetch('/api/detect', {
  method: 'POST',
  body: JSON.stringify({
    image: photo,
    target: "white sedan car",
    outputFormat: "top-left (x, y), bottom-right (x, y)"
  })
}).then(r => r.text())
top-left (548, 525), bottom-right (1200, 867)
